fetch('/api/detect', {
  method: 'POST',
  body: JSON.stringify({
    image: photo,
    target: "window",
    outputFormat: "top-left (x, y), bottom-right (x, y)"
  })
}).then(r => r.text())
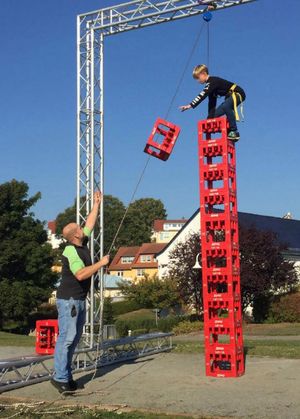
top-left (163, 222), bottom-right (184, 231)
top-left (137, 269), bottom-right (145, 277)
top-left (140, 255), bottom-right (152, 263)
top-left (117, 271), bottom-right (124, 277)
top-left (159, 232), bottom-right (170, 240)
top-left (121, 256), bottom-right (134, 264)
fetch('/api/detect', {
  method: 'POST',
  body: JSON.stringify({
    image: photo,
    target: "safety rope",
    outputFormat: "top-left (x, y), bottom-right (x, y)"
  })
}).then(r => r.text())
top-left (207, 20), bottom-right (210, 68)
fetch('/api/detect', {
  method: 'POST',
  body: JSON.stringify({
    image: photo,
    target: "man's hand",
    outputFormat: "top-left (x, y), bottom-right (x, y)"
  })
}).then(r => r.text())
top-left (94, 191), bottom-right (102, 206)
top-left (179, 104), bottom-right (192, 112)
top-left (101, 255), bottom-right (110, 267)
top-left (76, 254), bottom-right (110, 281)
top-left (85, 191), bottom-right (102, 232)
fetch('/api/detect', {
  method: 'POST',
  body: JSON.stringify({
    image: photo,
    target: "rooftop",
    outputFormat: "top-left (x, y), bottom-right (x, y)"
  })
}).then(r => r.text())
top-left (109, 246), bottom-right (140, 271)
top-left (109, 242), bottom-right (167, 271)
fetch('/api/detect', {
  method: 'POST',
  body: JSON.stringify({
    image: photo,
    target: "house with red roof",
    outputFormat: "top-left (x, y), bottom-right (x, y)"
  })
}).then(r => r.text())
top-left (109, 242), bottom-right (166, 280)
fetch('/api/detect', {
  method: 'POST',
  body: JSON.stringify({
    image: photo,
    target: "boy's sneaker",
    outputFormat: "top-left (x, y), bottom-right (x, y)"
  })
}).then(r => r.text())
top-left (227, 131), bottom-right (240, 142)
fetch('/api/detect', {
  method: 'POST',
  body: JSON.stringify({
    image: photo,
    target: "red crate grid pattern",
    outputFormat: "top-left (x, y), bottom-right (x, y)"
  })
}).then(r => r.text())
top-left (144, 118), bottom-right (181, 161)
top-left (198, 116), bottom-right (244, 377)
top-left (35, 320), bottom-right (58, 355)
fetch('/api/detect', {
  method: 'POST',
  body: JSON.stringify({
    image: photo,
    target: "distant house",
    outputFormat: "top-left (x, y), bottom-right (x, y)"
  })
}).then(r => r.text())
top-left (156, 209), bottom-right (300, 278)
top-left (104, 275), bottom-right (124, 302)
top-left (108, 246), bottom-right (140, 280)
top-left (152, 219), bottom-right (188, 243)
top-left (109, 242), bottom-right (166, 280)
top-left (47, 220), bottom-right (63, 249)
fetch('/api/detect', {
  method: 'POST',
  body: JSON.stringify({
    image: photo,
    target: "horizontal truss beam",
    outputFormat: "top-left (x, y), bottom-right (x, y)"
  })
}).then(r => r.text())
top-left (79, 0), bottom-right (256, 36)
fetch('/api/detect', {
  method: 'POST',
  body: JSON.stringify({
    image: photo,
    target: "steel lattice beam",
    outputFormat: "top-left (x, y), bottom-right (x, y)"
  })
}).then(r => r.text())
top-left (79, 0), bottom-right (256, 36)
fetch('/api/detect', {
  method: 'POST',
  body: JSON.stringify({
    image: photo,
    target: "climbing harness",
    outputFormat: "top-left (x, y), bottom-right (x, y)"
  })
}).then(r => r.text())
top-left (229, 83), bottom-right (244, 122)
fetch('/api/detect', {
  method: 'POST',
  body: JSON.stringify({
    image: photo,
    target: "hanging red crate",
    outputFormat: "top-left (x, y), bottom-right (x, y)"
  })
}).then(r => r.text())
top-left (36, 319), bottom-right (59, 355)
top-left (144, 118), bottom-right (181, 161)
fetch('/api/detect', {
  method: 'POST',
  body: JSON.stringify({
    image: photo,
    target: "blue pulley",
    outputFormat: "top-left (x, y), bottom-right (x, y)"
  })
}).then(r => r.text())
top-left (203, 11), bottom-right (212, 22)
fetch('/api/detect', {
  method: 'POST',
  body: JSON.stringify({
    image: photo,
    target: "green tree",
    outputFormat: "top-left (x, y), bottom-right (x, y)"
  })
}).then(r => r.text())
top-left (123, 198), bottom-right (167, 246)
top-left (118, 275), bottom-right (181, 309)
top-left (103, 195), bottom-right (126, 253)
top-left (0, 180), bottom-right (57, 330)
top-left (168, 233), bottom-right (202, 312)
top-left (103, 296), bottom-right (115, 324)
top-left (55, 195), bottom-right (167, 252)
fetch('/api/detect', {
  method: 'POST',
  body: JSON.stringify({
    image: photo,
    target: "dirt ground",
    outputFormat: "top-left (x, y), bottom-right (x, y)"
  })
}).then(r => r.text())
top-left (1, 347), bottom-right (300, 419)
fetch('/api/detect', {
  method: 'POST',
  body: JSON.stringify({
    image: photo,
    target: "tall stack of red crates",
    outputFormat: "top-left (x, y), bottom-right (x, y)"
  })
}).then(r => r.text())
top-left (198, 116), bottom-right (244, 378)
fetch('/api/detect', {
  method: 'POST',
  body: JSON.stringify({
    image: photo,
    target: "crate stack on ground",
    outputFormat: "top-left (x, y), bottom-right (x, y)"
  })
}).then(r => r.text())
top-left (198, 116), bottom-right (244, 377)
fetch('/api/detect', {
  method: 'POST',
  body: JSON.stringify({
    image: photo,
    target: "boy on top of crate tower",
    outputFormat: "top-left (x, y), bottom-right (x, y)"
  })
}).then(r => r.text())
top-left (180, 64), bottom-right (246, 141)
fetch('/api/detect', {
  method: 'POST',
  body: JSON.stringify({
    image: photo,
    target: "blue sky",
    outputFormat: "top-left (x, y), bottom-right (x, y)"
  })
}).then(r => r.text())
top-left (1, 0), bottom-right (300, 223)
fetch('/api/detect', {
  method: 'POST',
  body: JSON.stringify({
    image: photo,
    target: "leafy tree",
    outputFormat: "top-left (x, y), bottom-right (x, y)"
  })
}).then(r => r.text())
top-left (55, 196), bottom-right (167, 253)
top-left (123, 198), bottom-right (167, 246)
top-left (103, 296), bottom-right (115, 325)
top-left (168, 226), bottom-right (298, 316)
top-left (168, 233), bottom-right (202, 312)
top-left (118, 275), bottom-right (180, 309)
top-left (103, 195), bottom-right (126, 253)
top-left (0, 180), bottom-right (57, 330)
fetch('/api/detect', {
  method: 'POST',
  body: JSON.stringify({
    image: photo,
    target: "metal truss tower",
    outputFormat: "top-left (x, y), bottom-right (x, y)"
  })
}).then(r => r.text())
top-left (76, 0), bottom-right (256, 347)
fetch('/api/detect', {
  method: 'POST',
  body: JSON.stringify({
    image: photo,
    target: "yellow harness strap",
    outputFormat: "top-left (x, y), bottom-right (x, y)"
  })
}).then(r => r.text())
top-left (229, 83), bottom-right (244, 122)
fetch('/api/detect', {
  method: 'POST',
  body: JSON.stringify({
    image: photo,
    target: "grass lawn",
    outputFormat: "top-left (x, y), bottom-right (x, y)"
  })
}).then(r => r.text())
top-left (0, 406), bottom-right (210, 419)
top-left (173, 339), bottom-right (300, 359)
top-left (117, 308), bottom-right (155, 321)
top-left (243, 322), bottom-right (300, 336)
top-left (0, 331), bottom-right (35, 347)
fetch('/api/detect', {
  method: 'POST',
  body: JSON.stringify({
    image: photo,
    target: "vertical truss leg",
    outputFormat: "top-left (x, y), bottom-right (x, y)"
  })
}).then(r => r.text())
top-left (198, 116), bottom-right (244, 377)
top-left (77, 17), bottom-right (104, 348)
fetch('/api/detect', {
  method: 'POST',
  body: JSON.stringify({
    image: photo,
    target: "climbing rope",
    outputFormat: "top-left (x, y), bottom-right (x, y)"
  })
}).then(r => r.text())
top-left (207, 20), bottom-right (210, 68)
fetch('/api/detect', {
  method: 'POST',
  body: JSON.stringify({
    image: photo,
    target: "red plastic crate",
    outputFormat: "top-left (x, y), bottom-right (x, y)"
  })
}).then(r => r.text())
top-left (144, 118), bottom-right (181, 161)
top-left (198, 116), bottom-right (244, 378)
top-left (36, 319), bottom-right (58, 355)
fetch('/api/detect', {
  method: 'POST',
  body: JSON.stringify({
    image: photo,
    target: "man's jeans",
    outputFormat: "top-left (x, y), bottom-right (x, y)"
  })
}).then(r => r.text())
top-left (54, 298), bottom-right (86, 382)
top-left (213, 96), bottom-right (242, 131)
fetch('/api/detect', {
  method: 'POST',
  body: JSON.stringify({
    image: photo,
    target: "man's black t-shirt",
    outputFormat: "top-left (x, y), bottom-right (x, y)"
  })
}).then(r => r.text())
top-left (56, 236), bottom-right (92, 300)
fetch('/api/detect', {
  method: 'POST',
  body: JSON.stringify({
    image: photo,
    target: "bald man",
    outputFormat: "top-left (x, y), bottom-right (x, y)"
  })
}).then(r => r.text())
top-left (51, 191), bottom-right (109, 393)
